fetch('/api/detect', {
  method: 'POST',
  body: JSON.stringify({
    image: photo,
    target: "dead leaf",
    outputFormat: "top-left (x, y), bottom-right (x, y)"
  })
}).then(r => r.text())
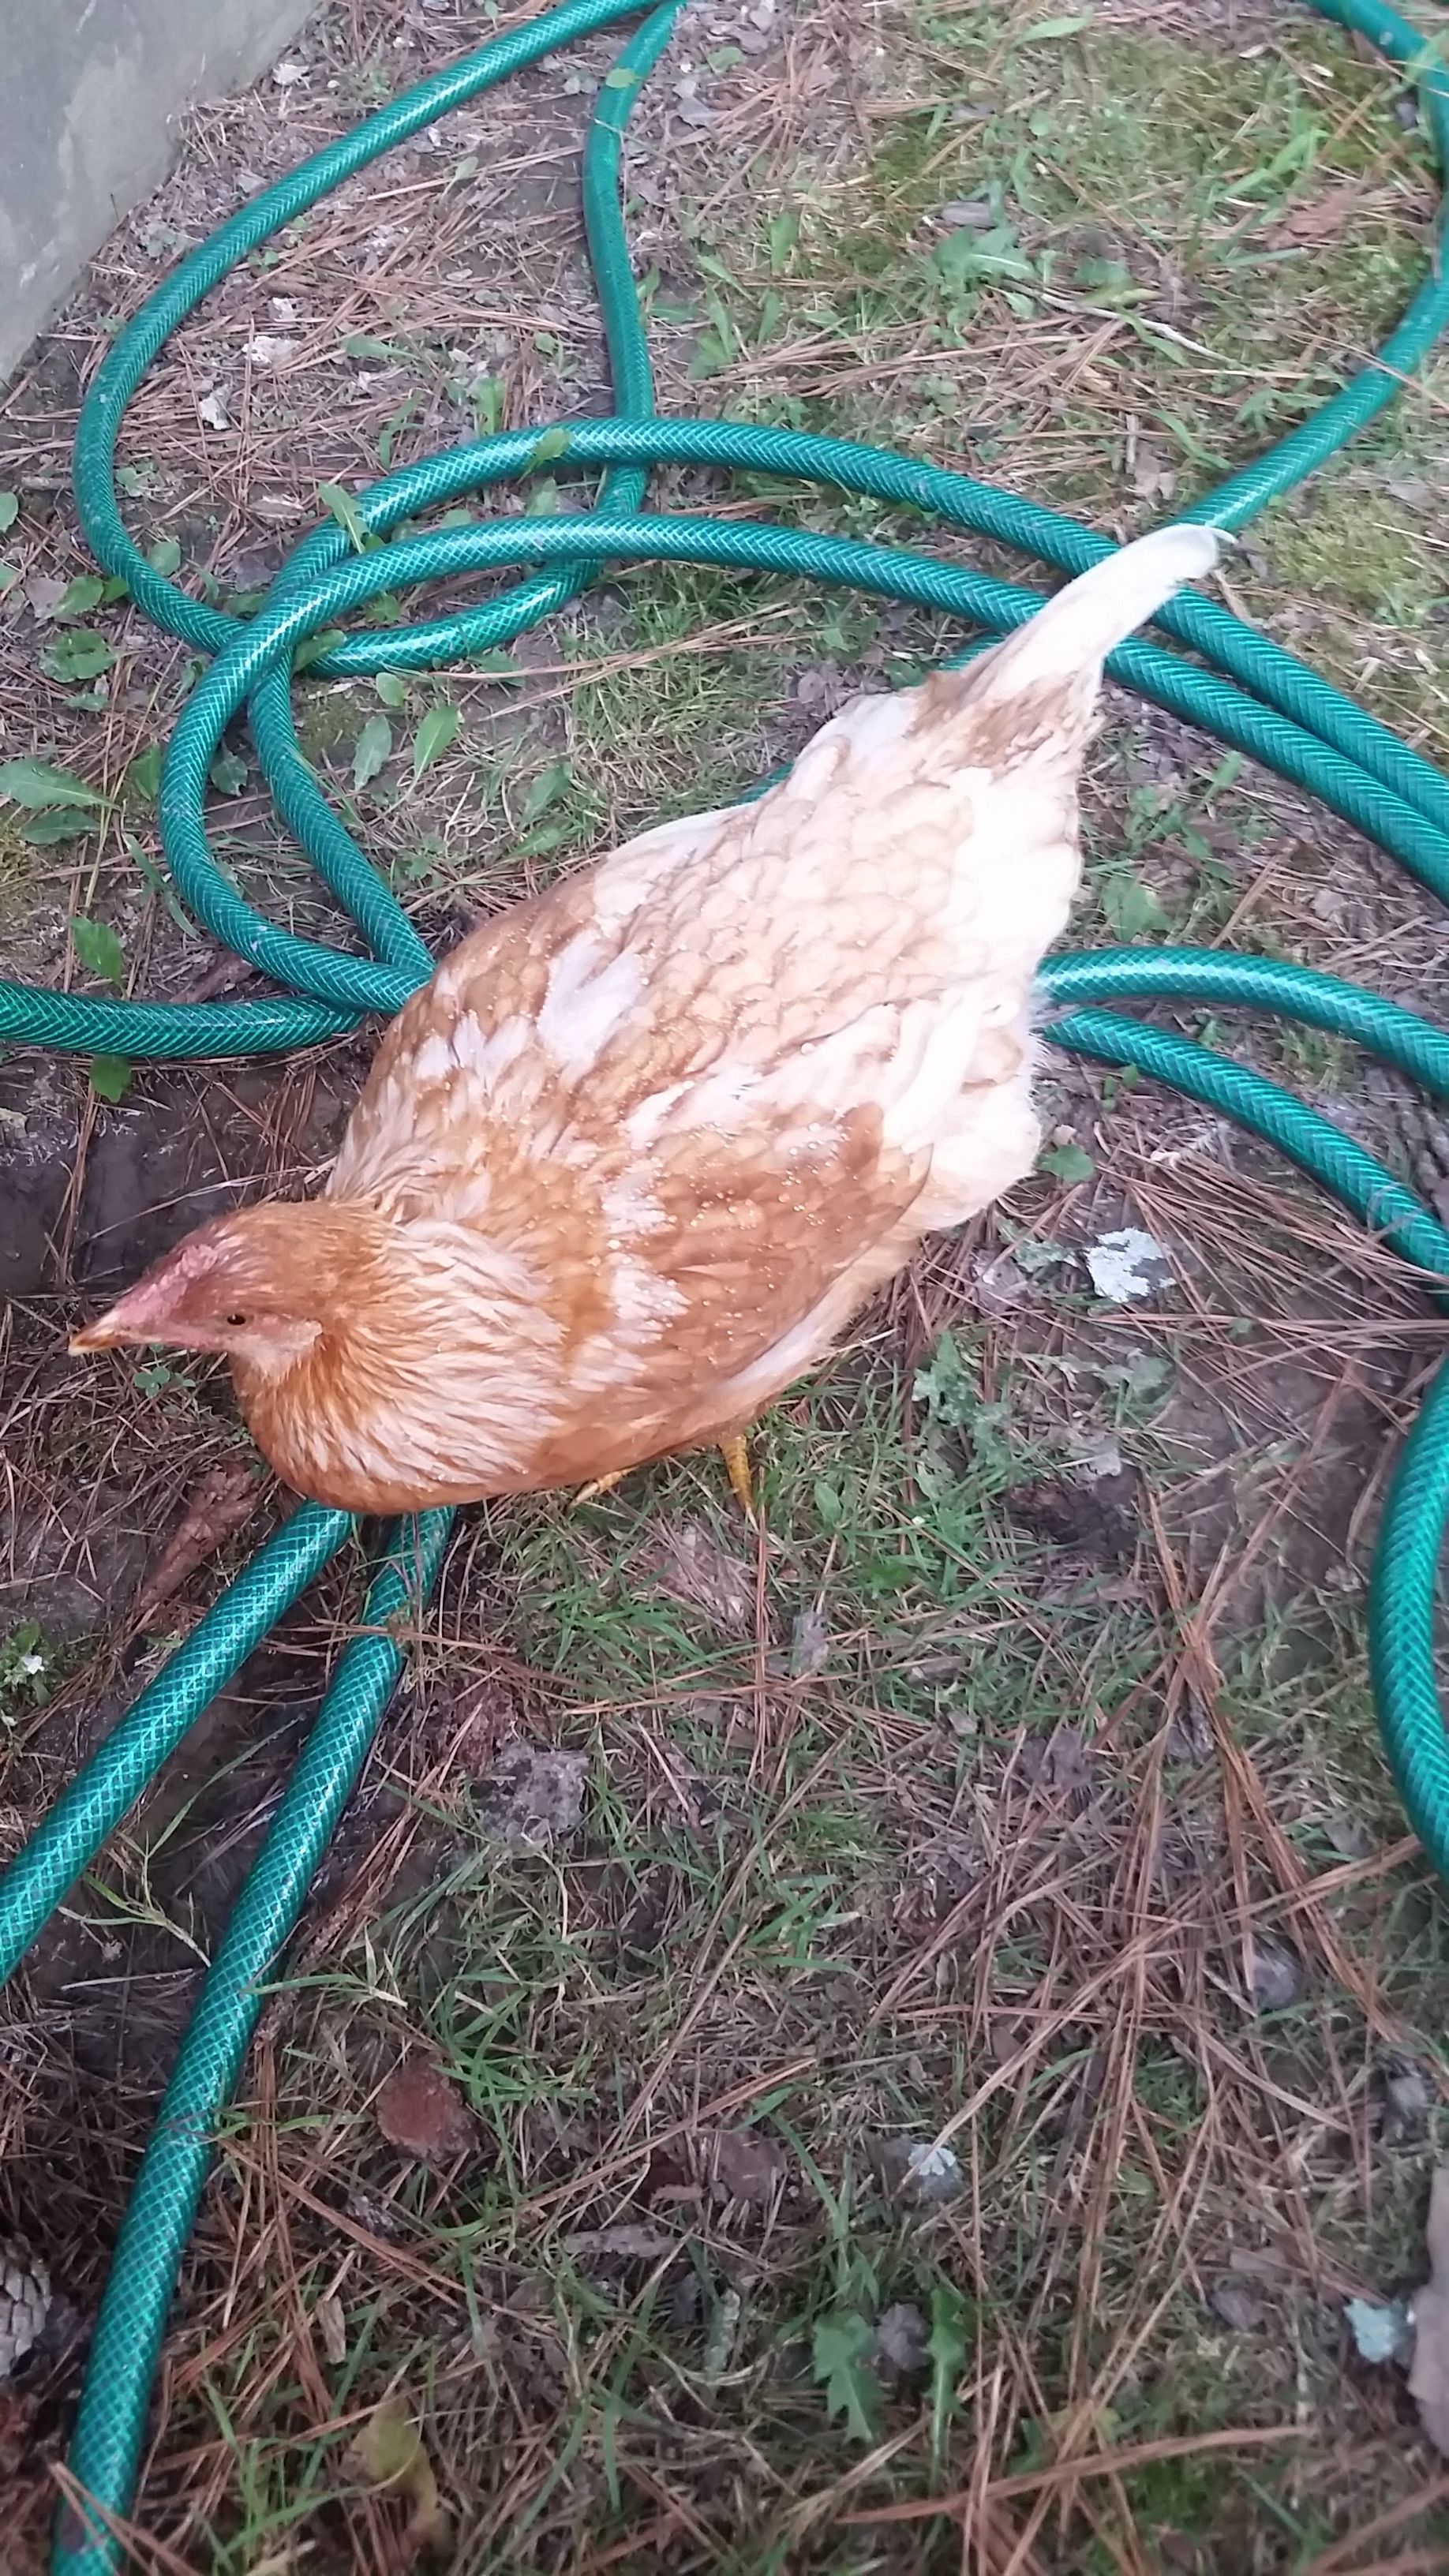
top-left (1005, 1472), bottom-right (1137, 1565)
top-left (1226, 2245), bottom-right (1290, 2281)
top-left (562, 2222), bottom-right (677, 2260)
top-left (794, 661), bottom-right (847, 711)
top-left (1128, 436), bottom-right (1178, 505)
top-left (23, 575), bottom-right (68, 623)
top-left (970, 1249), bottom-right (1030, 1314)
top-left (1410, 2169), bottom-right (1449, 2452)
top-left (1323, 1809), bottom-right (1374, 1860)
top-left (131, 1460), bottom-right (257, 1627)
top-left (440, 1676), bottom-right (512, 1776)
top-left (1166, 1691), bottom-right (1214, 1763)
top-left (643, 1520), bottom-right (754, 1632)
top-left (314, 2291), bottom-right (347, 2364)
top-left (178, 950), bottom-right (260, 1003)
top-left (375, 2059), bottom-right (477, 2166)
top-left (1017, 1723), bottom-right (1095, 1796)
top-left (988, 2014), bottom-right (1028, 2065)
top-left (703, 2284), bottom-right (742, 2379)
top-left (789, 1607), bottom-right (829, 1676)
top-left (344, 2398), bottom-right (450, 2558)
top-left (874, 2301), bottom-right (929, 2377)
top-left (701, 2124), bottom-right (789, 2206)
top-left (1207, 2275), bottom-right (1267, 2331)
top-left (1271, 179), bottom-right (1366, 246)
top-left (1249, 1939), bottom-right (1304, 2012)
top-left (474, 1742), bottom-right (586, 1847)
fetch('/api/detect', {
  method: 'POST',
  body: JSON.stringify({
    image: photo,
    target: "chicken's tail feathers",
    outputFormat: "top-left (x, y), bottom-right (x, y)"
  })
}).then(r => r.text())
top-left (973, 522), bottom-right (1222, 704)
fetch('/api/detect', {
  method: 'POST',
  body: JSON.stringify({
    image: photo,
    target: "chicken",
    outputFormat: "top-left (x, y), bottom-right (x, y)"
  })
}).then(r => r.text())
top-left (71, 522), bottom-right (1219, 1513)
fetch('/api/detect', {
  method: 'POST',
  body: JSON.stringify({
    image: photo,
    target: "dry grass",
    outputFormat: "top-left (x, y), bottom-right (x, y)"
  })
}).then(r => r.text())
top-left (3, 0), bottom-right (1449, 2566)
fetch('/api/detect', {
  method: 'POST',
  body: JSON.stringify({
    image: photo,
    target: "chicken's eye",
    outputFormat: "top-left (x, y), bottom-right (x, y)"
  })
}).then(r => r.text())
top-left (224, 1310), bottom-right (248, 1327)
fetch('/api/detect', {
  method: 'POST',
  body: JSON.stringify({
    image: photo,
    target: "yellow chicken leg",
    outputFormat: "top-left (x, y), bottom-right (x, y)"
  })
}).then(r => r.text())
top-left (720, 1433), bottom-right (755, 1520)
top-left (575, 1470), bottom-right (625, 1507)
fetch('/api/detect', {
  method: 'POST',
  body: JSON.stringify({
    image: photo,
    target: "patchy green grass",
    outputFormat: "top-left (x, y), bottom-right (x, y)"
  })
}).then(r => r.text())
top-left (88, 1282), bottom-right (1449, 2569)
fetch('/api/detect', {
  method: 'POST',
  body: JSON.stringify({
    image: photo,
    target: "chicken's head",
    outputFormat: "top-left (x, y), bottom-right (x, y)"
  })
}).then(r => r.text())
top-left (69, 1200), bottom-right (384, 1376)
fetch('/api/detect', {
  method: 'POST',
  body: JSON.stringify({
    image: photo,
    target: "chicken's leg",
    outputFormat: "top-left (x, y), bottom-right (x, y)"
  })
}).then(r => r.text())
top-left (578, 1442), bottom-right (753, 1516)
top-left (720, 1433), bottom-right (755, 1520)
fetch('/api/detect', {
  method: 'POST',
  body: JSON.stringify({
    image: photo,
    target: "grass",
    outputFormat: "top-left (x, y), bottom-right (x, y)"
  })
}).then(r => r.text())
top-left (3, 0), bottom-right (1449, 2564)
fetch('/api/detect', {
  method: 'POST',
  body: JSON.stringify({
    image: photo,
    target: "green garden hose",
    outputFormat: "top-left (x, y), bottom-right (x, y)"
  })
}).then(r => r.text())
top-left (0, 0), bottom-right (1444, 2562)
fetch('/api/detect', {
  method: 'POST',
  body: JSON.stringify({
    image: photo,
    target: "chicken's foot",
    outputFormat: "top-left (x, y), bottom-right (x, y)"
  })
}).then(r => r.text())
top-left (575, 1470), bottom-right (624, 1506)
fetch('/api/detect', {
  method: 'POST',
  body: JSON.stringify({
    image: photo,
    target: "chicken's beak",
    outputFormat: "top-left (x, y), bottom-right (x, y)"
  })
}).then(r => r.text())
top-left (69, 1307), bottom-right (138, 1357)
top-left (69, 1279), bottom-right (182, 1356)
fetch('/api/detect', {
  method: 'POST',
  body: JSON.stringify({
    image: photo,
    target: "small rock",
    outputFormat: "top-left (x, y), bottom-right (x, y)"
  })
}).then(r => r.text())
top-left (788, 1606), bottom-right (829, 1676)
top-left (904, 2140), bottom-right (962, 2203)
top-left (0, 2244), bottom-right (51, 2381)
top-left (197, 391), bottom-right (230, 432)
top-left (474, 1743), bottom-right (587, 1848)
top-left (870, 2134), bottom-right (964, 2207)
top-left (1073, 1436), bottom-right (1124, 1482)
top-left (938, 197), bottom-right (995, 229)
top-left (1346, 2293), bottom-right (1412, 2364)
top-left (1385, 2063), bottom-right (1434, 2137)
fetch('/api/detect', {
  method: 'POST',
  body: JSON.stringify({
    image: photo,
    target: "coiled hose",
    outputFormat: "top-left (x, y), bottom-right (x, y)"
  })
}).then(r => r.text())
top-left (0, 0), bottom-right (1444, 2561)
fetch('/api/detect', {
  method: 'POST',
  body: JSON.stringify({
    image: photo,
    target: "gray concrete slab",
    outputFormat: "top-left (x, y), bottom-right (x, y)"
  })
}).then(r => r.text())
top-left (0, 0), bottom-right (316, 384)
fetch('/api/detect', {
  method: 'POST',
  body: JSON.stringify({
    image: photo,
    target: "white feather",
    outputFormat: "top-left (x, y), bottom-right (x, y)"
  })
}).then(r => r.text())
top-left (975, 522), bottom-right (1222, 699)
